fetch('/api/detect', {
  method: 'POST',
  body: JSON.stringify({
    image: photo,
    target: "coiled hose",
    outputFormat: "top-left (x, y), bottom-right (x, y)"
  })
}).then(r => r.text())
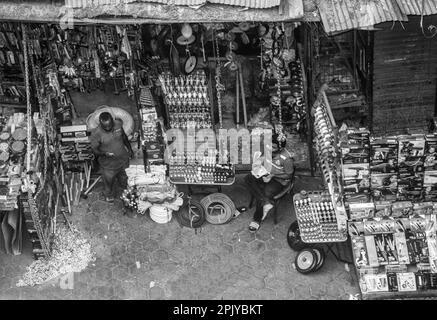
top-left (200, 193), bottom-right (235, 225)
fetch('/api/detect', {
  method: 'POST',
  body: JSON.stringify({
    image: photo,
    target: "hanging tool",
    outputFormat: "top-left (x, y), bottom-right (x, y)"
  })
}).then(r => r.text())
top-left (238, 63), bottom-right (248, 127)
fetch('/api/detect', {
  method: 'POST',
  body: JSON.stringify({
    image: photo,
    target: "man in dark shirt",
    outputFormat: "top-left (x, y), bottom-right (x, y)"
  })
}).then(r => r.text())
top-left (244, 134), bottom-right (294, 232)
top-left (90, 112), bottom-right (133, 203)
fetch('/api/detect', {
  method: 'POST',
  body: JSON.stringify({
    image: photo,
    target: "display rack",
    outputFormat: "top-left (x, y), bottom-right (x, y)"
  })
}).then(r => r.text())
top-left (294, 191), bottom-right (348, 243)
top-left (169, 162), bottom-right (235, 186)
top-left (312, 84), bottom-right (341, 197)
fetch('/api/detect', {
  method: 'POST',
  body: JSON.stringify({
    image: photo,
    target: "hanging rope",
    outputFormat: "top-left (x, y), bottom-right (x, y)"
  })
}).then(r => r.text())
top-left (22, 23), bottom-right (51, 258)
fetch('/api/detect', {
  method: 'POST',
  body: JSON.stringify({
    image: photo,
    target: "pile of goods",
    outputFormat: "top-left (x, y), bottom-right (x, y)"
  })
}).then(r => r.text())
top-left (17, 225), bottom-right (95, 287)
top-left (339, 126), bottom-right (371, 203)
top-left (121, 165), bottom-right (182, 223)
top-left (138, 86), bottom-right (165, 167)
top-left (338, 127), bottom-right (437, 296)
top-left (0, 112), bottom-right (39, 210)
top-left (349, 203), bottom-right (437, 294)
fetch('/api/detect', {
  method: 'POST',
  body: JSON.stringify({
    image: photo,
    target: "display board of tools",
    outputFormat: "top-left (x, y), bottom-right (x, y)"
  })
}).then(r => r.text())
top-left (293, 190), bottom-right (348, 243)
top-left (338, 129), bottom-right (437, 204)
top-left (158, 70), bottom-right (213, 130)
top-left (349, 204), bottom-right (437, 296)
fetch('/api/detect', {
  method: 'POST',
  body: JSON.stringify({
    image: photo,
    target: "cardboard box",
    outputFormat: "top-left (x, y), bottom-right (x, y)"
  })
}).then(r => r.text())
top-left (397, 272), bottom-right (417, 292)
top-left (391, 202), bottom-right (413, 218)
top-left (364, 274), bottom-right (389, 292)
top-left (342, 163), bottom-right (370, 180)
top-left (374, 201), bottom-right (392, 218)
top-left (349, 202), bottom-right (375, 220)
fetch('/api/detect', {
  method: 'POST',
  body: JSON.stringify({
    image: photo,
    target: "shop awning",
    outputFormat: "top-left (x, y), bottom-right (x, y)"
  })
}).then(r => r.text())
top-left (0, 0), bottom-right (307, 23)
top-left (317, 0), bottom-right (437, 34)
top-left (65, 0), bottom-right (281, 9)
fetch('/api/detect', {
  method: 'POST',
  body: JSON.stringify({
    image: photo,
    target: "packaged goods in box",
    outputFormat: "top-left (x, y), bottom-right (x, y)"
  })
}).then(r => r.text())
top-left (397, 272), bottom-right (417, 292)
top-left (352, 235), bottom-right (370, 267)
top-left (357, 267), bottom-right (380, 294)
top-left (370, 173), bottom-right (398, 201)
top-left (423, 171), bottom-right (437, 200)
top-left (349, 202), bottom-right (375, 220)
top-left (398, 135), bottom-right (425, 164)
top-left (397, 185), bottom-right (424, 201)
top-left (342, 178), bottom-right (370, 193)
top-left (424, 134), bottom-right (437, 169)
top-left (364, 273), bottom-right (389, 292)
top-left (374, 201), bottom-right (392, 217)
top-left (370, 138), bottom-right (398, 165)
top-left (342, 163), bottom-right (370, 180)
top-left (412, 202), bottom-right (433, 215)
top-left (391, 201), bottom-right (413, 218)
top-left (344, 192), bottom-right (370, 203)
top-left (341, 146), bottom-right (370, 164)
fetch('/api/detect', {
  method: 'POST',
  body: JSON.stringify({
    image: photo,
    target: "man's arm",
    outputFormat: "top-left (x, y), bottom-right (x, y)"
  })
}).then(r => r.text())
top-left (90, 129), bottom-right (106, 156)
top-left (121, 128), bottom-right (134, 157)
top-left (271, 158), bottom-right (294, 180)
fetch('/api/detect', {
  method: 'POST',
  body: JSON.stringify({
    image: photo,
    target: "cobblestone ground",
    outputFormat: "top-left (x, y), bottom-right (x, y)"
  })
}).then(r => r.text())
top-left (0, 174), bottom-right (360, 300)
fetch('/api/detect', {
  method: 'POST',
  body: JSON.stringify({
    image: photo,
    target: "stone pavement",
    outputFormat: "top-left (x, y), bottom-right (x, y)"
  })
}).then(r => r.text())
top-left (0, 174), bottom-right (360, 300)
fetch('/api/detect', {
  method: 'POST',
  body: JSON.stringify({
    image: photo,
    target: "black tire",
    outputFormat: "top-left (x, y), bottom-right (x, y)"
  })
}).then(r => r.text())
top-left (312, 246), bottom-right (326, 272)
top-left (295, 248), bottom-right (318, 274)
top-left (175, 198), bottom-right (205, 229)
top-left (287, 221), bottom-right (307, 251)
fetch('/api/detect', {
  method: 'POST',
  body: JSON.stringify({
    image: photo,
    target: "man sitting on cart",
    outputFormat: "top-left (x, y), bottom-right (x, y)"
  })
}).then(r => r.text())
top-left (244, 133), bottom-right (294, 232)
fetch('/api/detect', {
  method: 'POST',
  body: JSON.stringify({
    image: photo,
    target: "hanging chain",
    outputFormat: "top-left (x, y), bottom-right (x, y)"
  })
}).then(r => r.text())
top-left (276, 73), bottom-right (282, 125)
top-left (23, 24), bottom-right (32, 172)
top-left (214, 32), bottom-right (224, 129)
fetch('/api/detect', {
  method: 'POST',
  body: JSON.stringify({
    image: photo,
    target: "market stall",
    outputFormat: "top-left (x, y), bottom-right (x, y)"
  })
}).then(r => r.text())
top-left (289, 81), bottom-right (437, 299)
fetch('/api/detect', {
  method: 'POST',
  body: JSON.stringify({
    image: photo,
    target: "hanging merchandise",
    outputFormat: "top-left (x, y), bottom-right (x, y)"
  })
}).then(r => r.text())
top-left (159, 70), bottom-right (212, 130)
top-left (214, 31), bottom-right (224, 129)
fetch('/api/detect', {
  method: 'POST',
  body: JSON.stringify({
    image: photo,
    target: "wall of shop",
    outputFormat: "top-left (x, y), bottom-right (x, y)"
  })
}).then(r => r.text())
top-left (372, 15), bottom-right (437, 134)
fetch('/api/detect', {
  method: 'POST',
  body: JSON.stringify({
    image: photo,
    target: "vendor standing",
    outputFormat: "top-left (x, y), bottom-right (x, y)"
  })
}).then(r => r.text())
top-left (244, 134), bottom-right (294, 232)
top-left (90, 112), bottom-right (133, 203)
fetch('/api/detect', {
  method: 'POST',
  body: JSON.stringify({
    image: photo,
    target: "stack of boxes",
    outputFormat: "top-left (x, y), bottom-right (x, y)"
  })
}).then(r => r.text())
top-left (423, 134), bottom-right (437, 201)
top-left (397, 135), bottom-right (425, 201)
top-left (139, 86), bottom-right (165, 168)
top-left (340, 127), bottom-right (370, 203)
top-left (59, 125), bottom-right (94, 162)
top-left (370, 137), bottom-right (398, 201)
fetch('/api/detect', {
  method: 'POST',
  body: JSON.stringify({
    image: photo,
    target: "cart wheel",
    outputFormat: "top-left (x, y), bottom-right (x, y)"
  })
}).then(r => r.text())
top-left (312, 247), bottom-right (326, 272)
top-left (295, 248), bottom-right (318, 274)
top-left (287, 221), bottom-right (307, 251)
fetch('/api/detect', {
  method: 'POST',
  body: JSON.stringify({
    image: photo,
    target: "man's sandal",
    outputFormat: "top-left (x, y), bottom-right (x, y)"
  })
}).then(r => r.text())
top-left (248, 221), bottom-right (260, 232)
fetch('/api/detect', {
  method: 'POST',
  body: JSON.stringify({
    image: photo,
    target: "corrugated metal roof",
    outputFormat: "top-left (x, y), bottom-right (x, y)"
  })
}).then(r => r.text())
top-left (318, 0), bottom-right (408, 34)
top-left (208, 0), bottom-right (280, 8)
top-left (396, 0), bottom-right (437, 15)
top-left (66, 0), bottom-right (280, 8)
